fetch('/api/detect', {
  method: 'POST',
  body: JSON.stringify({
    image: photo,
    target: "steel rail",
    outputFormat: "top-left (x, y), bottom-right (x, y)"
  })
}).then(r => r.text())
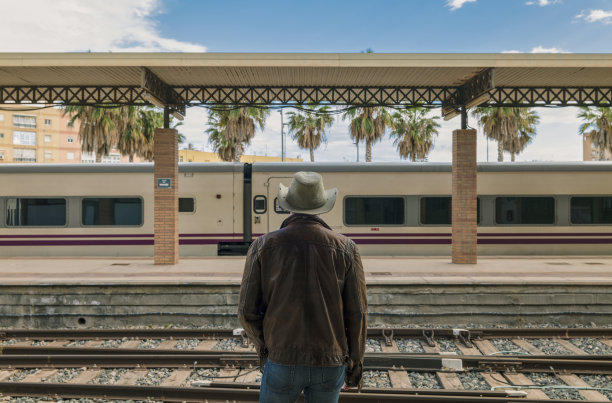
top-left (0, 382), bottom-right (600, 403)
top-left (2, 327), bottom-right (612, 340)
top-left (1, 352), bottom-right (610, 374)
top-left (5, 346), bottom-right (612, 363)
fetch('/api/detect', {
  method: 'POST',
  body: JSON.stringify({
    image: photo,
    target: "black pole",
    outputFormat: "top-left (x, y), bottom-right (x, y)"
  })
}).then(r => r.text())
top-left (243, 163), bottom-right (253, 243)
top-left (164, 107), bottom-right (170, 129)
top-left (461, 106), bottom-right (467, 130)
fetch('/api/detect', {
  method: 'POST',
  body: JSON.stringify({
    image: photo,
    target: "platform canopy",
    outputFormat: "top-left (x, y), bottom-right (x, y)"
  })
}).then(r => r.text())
top-left (0, 53), bottom-right (611, 119)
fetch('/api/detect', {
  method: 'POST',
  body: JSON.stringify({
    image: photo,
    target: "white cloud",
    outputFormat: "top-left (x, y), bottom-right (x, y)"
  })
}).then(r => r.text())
top-left (530, 45), bottom-right (569, 53)
top-left (0, 0), bottom-right (206, 52)
top-left (501, 50), bottom-right (522, 53)
top-left (446, 0), bottom-right (477, 11)
top-left (527, 0), bottom-right (560, 6)
top-left (575, 9), bottom-right (612, 25)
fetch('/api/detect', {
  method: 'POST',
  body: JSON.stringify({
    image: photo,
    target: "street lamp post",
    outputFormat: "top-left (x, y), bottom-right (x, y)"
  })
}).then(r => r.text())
top-left (279, 109), bottom-right (288, 162)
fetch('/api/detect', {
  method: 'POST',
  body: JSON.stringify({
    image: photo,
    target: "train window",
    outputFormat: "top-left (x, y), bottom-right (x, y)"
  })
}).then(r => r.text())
top-left (179, 198), bottom-right (195, 213)
top-left (5, 198), bottom-right (66, 226)
top-left (344, 197), bottom-right (404, 226)
top-left (570, 197), bottom-right (612, 224)
top-left (274, 197), bottom-right (290, 214)
top-left (82, 198), bottom-right (142, 226)
top-left (420, 197), bottom-right (481, 225)
top-left (253, 195), bottom-right (267, 214)
top-left (495, 197), bottom-right (555, 225)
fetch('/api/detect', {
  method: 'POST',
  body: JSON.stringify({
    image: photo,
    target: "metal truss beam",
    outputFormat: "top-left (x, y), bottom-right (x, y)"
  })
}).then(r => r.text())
top-left (0, 86), bottom-right (147, 105)
top-left (0, 83), bottom-right (610, 109)
top-left (141, 68), bottom-right (185, 118)
top-left (174, 86), bottom-right (456, 106)
top-left (442, 68), bottom-right (495, 120)
top-left (485, 86), bottom-right (612, 107)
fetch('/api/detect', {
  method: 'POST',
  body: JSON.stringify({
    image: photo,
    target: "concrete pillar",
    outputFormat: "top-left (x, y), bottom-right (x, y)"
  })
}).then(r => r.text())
top-left (154, 128), bottom-right (179, 265)
top-left (452, 129), bottom-right (477, 264)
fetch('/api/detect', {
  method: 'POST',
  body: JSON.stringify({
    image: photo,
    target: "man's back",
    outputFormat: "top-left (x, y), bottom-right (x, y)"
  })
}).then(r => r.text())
top-left (238, 172), bottom-right (367, 402)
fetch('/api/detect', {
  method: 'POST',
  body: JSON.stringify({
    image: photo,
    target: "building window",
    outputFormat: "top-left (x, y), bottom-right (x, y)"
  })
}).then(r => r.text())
top-left (495, 197), bottom-right (555, 225)
top-left (0, 150), bottom-right (4, 160)
top-left (571, 197), bottom-right (612, 224)
top-left (13, 115), bottom-right (37, 128)
top-left (102, 153), bottom-right (121, 163)
top-left (67, 136), bottom-right (75, 143)
top-left (82, 198), bottom-right (143, 226)
top-left (13, 131), bottom-right (36, 146)
top-left (66, 152), bottom-right (75, 160)
top-left (344, 196), bottom-right (405, 225)
top-left (0, 133), bottom-right (4, 139)
top-left (44, 119), bottom-right (52, 125)
top-left (0, 114), bottom-right (4, 122)
top-left (44, 151), bottom-right (53, 160)
top-left (6, 198), bottom-right (66, 226)
top-left (179, 198), bottom-right (195, 213)
top-left (13, 148), bottom-right (36, 162)
top-left (44, 135), bottom-right (52, 143)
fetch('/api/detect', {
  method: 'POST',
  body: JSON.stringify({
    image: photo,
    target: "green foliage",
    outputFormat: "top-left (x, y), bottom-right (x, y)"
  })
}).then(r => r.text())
top-left (389, 107), bottom-right (440, 161)
top-left (578, 106), bottom-right (612, 160)
top-left (206, 106), bottom-right (269, 162)
top-left (472, 107), bottom-right (539, 162)
top-left (286, 104), bottom-right (334, 162)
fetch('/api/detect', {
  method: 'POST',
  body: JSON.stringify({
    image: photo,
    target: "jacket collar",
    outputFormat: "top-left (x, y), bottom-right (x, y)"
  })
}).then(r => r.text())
top-left (280, 213), bottom-right (332, 231)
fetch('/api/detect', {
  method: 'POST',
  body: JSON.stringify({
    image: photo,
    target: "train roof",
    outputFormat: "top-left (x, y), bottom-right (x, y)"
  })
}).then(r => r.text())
top-left (0, 161), bottom-right (611, 174)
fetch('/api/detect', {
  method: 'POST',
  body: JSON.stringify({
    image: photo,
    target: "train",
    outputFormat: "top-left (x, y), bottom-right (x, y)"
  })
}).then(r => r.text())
top-left (1, 162), bottom-right (611, 257)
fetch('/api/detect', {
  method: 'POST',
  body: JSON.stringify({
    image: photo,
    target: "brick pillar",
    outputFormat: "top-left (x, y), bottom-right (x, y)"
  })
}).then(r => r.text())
top-left (154, 128), bottom-right (179, 265)
top-left (452, 129), bottom-right (477, 264)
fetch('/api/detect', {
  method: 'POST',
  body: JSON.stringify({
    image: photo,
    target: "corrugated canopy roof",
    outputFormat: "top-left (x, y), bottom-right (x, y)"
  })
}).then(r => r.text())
top-left (0, 53), bottom-right (611, 108)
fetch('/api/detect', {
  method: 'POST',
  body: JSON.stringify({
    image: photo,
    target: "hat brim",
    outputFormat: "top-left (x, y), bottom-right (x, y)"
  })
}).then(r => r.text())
top-left (278, 184), bottom-right (337, 215)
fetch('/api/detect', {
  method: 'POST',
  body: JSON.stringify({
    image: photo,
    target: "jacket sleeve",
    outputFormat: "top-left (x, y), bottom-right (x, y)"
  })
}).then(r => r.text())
top-left (237, 241), bottom-right (267, 362)
top-left (342, 240), bottom-right (367, 388)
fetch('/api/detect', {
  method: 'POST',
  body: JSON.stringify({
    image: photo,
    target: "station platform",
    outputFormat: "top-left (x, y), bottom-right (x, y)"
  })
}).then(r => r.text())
top-left (1, 255), bottom-right (611, 285)
top-left (1, 256), bottom-right (611, 329)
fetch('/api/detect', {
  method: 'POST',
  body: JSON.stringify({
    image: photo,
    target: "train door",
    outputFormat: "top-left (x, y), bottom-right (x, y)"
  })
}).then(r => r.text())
top-left (265, 176), bottom-right (293, 232)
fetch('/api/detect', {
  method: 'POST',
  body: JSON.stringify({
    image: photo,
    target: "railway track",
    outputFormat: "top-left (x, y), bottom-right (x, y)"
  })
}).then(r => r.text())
top-left (1, 327), bottom-right (611, 402)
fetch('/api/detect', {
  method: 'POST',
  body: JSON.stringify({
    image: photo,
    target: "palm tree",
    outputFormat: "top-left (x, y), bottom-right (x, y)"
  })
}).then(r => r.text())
top-left (343, 107), bottom-right (392, 162)
top-left (389, 108), bottom-right (440, 161)
top-left (64, 105), bottom-right (170, 162)
top-left (206, 106), bottom-right (269, 162)
top-left (286, 105), bottom-right (334, 162)
top-left (472, 107), bottom-right (539, 162)
top-left (578, 107), bottom-right (612, 161)
top-left (63, 105), bottom-right (120, 162)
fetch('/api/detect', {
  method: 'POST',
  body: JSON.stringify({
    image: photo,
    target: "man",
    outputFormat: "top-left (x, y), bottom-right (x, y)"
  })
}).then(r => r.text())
top-left (238, 171), bottom-right (367, 403)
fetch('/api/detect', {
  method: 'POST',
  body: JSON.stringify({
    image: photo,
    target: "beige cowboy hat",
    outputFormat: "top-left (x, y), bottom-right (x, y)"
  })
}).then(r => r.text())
top-left (278, 172), bottom-right (337, 215)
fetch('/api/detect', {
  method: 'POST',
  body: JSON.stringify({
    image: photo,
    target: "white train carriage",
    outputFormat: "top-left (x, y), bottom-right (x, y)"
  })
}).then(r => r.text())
top-left (0, 162), bottom-right (611, 257)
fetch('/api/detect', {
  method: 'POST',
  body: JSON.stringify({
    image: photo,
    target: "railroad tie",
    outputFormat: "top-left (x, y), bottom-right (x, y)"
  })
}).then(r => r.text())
top-left (235, 368), bottom-right (260, 383)
top-left (556, 374), bottom-right (610, 402)
top-left (0, 370), bottom-right (16, 382)
top-left (554, 339), bottom-right (589, 355)
top-left (436, 372), bottom-right (464, 390)
top-left (472, 339), bottom-right (499, 356)
top-left (83, 340), bottom-right (105, 348)
top-left (511, 339), bottom-right (545, 355)
top-left (115, 369), bottom-right (147, 385)
top-left (160, 369), bottom-right (192, 387)
top-left (380, 340), bottom-right (412, 389)
top-left (118, 340), bottom-right (142, 349)
top-left (218, 368), bottom-right (241, 383)
top-left (194, 339), bottom-right (220, 351)
top-left (67, 369), bottom-right (104, 384)
top-left (156, 339), bottom-right (179, 350)
top-left (600, 339), bottom-right (612, 349)
top-left (503, 373), bottom-right (550, 400)
top-left (22, 369), bottom-right (58, 383)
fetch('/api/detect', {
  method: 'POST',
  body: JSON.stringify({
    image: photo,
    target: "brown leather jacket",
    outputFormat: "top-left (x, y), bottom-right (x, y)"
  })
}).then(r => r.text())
top-left (238, 214), bottom-right (367, 387)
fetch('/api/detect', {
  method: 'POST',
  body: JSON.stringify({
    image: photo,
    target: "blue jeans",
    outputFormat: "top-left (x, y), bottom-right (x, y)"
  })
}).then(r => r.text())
top-left (259, 359), bottom-right (345, 403)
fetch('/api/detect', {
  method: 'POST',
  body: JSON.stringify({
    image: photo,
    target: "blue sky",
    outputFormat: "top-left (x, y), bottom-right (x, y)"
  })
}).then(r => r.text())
top-left (157, 0), bottom-right (612, 54)
top-left (1, 0), bottom-right (611, 162)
